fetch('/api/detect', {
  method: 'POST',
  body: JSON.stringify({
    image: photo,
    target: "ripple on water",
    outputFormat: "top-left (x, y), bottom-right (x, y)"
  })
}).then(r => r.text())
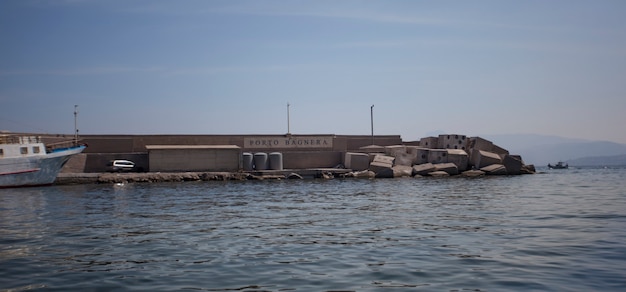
top-left (1, 169), bottom-right (626, 291)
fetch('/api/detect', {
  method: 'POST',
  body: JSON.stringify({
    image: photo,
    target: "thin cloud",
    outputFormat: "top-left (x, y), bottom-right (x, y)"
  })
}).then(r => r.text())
top-left (0, 66), bottom-right (163, 76)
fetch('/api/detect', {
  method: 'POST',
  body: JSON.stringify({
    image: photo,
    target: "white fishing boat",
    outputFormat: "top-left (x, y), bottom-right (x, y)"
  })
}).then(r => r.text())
top-left (548, 161), bottom-right (569, 169)
top-left (0, 135), bottom-right (86, 187)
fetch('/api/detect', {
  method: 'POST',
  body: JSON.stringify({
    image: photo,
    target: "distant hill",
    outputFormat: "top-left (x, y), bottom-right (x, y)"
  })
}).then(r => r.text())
top-left (482, 134), bottom-right (626, 166)
top-left (567, 154), bottom-right (626, 166)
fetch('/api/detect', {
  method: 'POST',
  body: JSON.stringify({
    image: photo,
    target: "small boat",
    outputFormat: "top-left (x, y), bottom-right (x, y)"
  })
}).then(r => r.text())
top-left (548, 161), bottom-right (568, 169)
top-left (0, 135), bottom-right (86, 187)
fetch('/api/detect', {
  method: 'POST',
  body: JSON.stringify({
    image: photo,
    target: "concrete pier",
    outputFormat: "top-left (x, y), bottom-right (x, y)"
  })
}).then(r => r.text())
top-left (48, 132), bottom-right (535, 184)
top-left (55, 168), bottom-right (354, 185)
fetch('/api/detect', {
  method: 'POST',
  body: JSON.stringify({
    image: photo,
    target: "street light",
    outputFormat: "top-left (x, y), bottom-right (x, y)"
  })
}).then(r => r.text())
top-left (74, 105), bottom-right (79, 145)
top-left (370, 104), bottom-right (374, 145)
top-left (287, 102), bottom-right (291, 135)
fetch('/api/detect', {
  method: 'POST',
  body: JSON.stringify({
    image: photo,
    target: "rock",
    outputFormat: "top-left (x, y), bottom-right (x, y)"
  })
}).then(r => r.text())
top-left (320, 172), bottom-right (333, 179)
top-left (374, 166), bottom-right (394, 178)
top-left (351, 170), bottom-right (376, 178)
top-left (461, 169), bottom-right (486, 177)
top-left (521, 164), bottom-right (536, 174)
top-left (181, 172), bottom-right (201, 181)
top-left (287, 173), bottom-right (303, 179)
top-left (480, 164), bottom-right (508, 175)
top-left (428, 171), bottom-right (450, 177)
top-left (412, 163), bottom-right (436, 176)
top-left (392, 165), bottom-right (413, 177)
top-left (434, 162), bottom-right (459, 175)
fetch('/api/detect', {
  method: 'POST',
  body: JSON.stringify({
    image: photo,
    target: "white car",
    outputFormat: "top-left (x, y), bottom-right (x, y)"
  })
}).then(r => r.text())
top-left (107, 159), bottom-right (135, 172)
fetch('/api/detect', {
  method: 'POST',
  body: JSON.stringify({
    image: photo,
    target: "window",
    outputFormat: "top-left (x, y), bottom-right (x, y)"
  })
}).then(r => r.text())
top-left (20, 147), bottom-right (28, 154)
top-left (33, 146), bottom-right (41, 154)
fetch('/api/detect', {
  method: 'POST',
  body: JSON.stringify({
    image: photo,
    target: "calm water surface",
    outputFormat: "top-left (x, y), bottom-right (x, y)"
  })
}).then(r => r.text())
top-left (1, 167), bottom-right (626, 291)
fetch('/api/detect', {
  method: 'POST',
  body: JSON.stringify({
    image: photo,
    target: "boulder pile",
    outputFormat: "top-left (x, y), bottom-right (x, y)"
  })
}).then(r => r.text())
top-left (344, 134), bottom-right (535, 178)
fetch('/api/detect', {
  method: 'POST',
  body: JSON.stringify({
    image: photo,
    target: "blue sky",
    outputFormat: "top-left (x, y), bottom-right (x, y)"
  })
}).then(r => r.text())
top-left (1, 0), bottom-right (625, 143)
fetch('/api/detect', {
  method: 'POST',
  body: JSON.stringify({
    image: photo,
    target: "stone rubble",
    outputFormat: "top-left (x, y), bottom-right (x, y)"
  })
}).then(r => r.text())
top-left (345, 134), bottom-right (536, 178)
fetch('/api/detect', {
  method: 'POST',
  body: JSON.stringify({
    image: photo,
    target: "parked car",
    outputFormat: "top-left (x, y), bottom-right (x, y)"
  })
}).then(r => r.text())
top-left (107, 159), bottom-right (136, 172)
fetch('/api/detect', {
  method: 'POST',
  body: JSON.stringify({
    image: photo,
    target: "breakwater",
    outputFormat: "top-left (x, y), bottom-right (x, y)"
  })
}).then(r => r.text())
top-left (55, 169), bottom-right (353, 185)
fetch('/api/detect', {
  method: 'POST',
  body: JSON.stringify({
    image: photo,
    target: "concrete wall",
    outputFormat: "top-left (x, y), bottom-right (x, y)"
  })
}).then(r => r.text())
top-left (61, 153), bottom-right (148, 173)
top-left (341, 135), bottom-right (403, 151)
top-left (77, 134), bottom-right (402, 154)
top-left (147, 146), bottom-right (242, 172)
top-left (283, 151), bottom-right (343, 169)
top-left (57, 134), bottom-right (400, 172)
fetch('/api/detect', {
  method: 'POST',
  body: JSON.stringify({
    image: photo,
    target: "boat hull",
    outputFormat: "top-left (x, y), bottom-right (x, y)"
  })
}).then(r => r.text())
top-left (0, 146), bottom-right (85, 188)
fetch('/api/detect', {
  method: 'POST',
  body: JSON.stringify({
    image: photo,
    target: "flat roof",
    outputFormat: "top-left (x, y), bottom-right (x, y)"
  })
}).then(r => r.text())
top-left (145, 145), bottom-right (240, 150)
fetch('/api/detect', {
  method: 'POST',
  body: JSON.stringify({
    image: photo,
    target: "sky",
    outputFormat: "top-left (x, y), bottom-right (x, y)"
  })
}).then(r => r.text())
top-left (1, 0), bottom-right (625, 143)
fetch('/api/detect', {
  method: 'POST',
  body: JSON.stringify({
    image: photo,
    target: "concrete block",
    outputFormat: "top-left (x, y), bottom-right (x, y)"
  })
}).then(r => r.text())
top-left (373, 154), bottom-right (395, 165)
top-left (461, 169), bottom-right (485, 177)
top-left (344, 152), bottom-right (370, 171)
top-left (429, 171), bottom-right (450, 177)
top-left (468, 137), bottom-right (494, 152)
top-left (412, 163), bottom-right (436, 176)
top-left (428, 149), bottom-right (448, 164)
top-left (471, 150), bottom-right (502, 168)
top-left (385, 145), bottom-right (407, 157)
top-left (438, 134), bottom-right (468, 150)
top-left (392, 165), bottom-right (414, 177)
top-left (503, 155), bottom-right (523, 175)
top-left (521, 164), bottom-right (536, 174)
top-left (480, 164), bottom-right (508, 175)
top-left (434, 163), bottom-right (459, 175)
top-left (407, 147), bottom-right (429, 165)
top-left (369, 157), bottom-right (393, 172)
top-left (446, 149), bottom-right (469, 171)
top-left (359, 145), bottom-right (385, 153)
top-left (351, 170), bottom-right (376, 178)
top-left (419, 136), bottom-right (439, 149)
top-left (370, 161), bottom-right (394, 178)
top-left (394, 152), bottom-right (413, 166)
top-left (491, 144), bottom-right (510, 155)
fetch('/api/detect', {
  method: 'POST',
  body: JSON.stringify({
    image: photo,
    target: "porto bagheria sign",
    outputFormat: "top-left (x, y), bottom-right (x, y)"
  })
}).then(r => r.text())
top-left (244, 136), bottom-right (333, 149)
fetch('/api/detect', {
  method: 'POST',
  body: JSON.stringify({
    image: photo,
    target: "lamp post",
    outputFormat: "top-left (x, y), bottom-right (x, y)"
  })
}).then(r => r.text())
top-left (287, 102), bottom-right (291, 135)
top-left (370, 104), bottom-right (374, 145)
top-left (74, 105), bottom-right (79, 145)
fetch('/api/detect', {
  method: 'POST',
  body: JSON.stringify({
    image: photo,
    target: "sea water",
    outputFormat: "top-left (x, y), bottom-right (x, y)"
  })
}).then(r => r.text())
top-left (1, 167), bottom-right (625, 291)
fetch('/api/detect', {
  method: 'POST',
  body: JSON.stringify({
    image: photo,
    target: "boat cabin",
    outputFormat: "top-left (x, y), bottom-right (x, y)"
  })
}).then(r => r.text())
top-left (0, 136), bottom-right (47, 159)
